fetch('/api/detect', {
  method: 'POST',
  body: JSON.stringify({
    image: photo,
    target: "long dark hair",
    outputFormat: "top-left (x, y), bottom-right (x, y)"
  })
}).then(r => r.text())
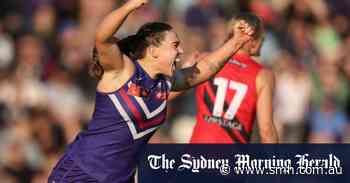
top-left (89, 47), bottom-right (104, 80)
top-left (89, 22), bottom-right (173, 80)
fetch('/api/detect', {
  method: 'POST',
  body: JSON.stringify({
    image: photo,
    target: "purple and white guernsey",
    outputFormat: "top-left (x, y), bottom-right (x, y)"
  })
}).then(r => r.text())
top-left (49, 60), bottom-right (171, 183)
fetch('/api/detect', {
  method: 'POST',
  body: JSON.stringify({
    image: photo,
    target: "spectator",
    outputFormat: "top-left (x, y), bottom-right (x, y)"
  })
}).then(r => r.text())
top-left (185, 0), bottom-right (224, 29)
top-left (308, 96), bottom-right (349, 143)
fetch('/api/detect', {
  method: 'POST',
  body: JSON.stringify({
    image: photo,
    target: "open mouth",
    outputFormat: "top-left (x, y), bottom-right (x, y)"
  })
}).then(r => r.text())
top-left (172, 62), bottom-right (176, 72)
top-left (172, 57), bottom-right (181, 72)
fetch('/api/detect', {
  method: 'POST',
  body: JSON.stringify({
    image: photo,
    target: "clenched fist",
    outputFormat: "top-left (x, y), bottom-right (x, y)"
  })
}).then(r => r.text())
top-left (125, 0), bottom-right (149, 10)
top-left (231, 20), bottom-right (255, 46)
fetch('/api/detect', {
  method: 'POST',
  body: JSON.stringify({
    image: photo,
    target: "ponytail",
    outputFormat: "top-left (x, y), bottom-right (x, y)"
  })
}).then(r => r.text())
top-left (117, 34), bottom-right (144, 60)
top-left (89, 22), bottom-right (173, 80)
top-left (88, 47), bottom-right (104, 80)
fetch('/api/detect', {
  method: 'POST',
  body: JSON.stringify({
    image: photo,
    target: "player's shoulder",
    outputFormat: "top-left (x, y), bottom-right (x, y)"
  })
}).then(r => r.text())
top-left (256, 67), bottom-right (275, 91)
top-left (231, 54), bottom-right (263, 70)
top-left (257, 68), bottom-right (274, 79)
top-left (247, 56), bottom-right (264, 70)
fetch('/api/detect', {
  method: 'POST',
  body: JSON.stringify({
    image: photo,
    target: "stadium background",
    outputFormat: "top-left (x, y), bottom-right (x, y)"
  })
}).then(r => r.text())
top-left (0, 0), bottom-right (349, 182)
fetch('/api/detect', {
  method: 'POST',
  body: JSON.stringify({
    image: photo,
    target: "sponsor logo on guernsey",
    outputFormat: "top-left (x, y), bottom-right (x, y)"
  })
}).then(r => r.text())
top-left (127, 81), bottom-right (150, 97)
top-left (204, 115), bottom-right (243, 130)
top-left (229, 59), bottom-right (247, 68)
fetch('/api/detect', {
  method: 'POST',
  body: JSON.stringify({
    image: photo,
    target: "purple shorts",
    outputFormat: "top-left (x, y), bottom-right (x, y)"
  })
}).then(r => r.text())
top-left (48, 153), bottom-right (98, 183)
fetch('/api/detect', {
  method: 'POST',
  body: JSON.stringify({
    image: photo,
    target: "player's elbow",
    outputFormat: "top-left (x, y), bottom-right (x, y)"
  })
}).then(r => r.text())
top-left (259, 127), bottom-right (279, 144)
top-left (95, 29), bottom-right (115, 45)
top-left (95, 32), bottom-right (109, 45)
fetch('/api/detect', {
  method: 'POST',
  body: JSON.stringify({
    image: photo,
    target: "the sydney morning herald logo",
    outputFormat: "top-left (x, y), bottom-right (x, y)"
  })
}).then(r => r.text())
top-left (146, 153), bottom-right (343, 176)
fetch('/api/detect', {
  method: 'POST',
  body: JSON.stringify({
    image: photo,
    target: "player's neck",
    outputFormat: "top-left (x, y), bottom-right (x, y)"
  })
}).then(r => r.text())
top-left (137, 58), bottom-right (159, 79)
top-left (236, 49), bottom-right (250, 56)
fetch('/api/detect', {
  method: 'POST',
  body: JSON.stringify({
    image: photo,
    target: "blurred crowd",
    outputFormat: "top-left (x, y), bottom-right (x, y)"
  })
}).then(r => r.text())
top-left (0, 0), bottom-right (350, 182)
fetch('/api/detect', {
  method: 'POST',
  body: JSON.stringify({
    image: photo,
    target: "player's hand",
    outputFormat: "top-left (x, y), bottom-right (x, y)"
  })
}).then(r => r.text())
top-left (237, 20), bottom-right (255, 36)
top-left (232, 20), bottom-right (255, 45)
top-left (125, 0), bottom-right (149, 10)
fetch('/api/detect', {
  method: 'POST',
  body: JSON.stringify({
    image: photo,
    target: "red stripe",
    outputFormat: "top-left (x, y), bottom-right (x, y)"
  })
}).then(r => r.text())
top-left (119, 89), bottom-right (145, 128)
top-left (142, 113), bottom-right (165, 129)
top-left (120, 89), bottom-right (165, 129)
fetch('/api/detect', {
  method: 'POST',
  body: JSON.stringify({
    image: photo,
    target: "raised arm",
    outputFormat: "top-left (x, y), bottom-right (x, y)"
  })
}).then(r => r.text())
top-left (256, 69), bottom-right (279, 143)
top-left (171, 21), bottom-right (254, 91)
top-left (95, 0), bottom-right (148, 71)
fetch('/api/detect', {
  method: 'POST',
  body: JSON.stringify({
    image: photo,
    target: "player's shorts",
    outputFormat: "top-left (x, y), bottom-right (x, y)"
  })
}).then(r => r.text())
top-left (48, 153), bottom-right (98, 183)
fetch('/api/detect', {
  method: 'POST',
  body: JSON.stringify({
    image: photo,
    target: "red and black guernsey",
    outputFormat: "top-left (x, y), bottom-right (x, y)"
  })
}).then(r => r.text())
top-left (191, 53), bottom-right (263, 144)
